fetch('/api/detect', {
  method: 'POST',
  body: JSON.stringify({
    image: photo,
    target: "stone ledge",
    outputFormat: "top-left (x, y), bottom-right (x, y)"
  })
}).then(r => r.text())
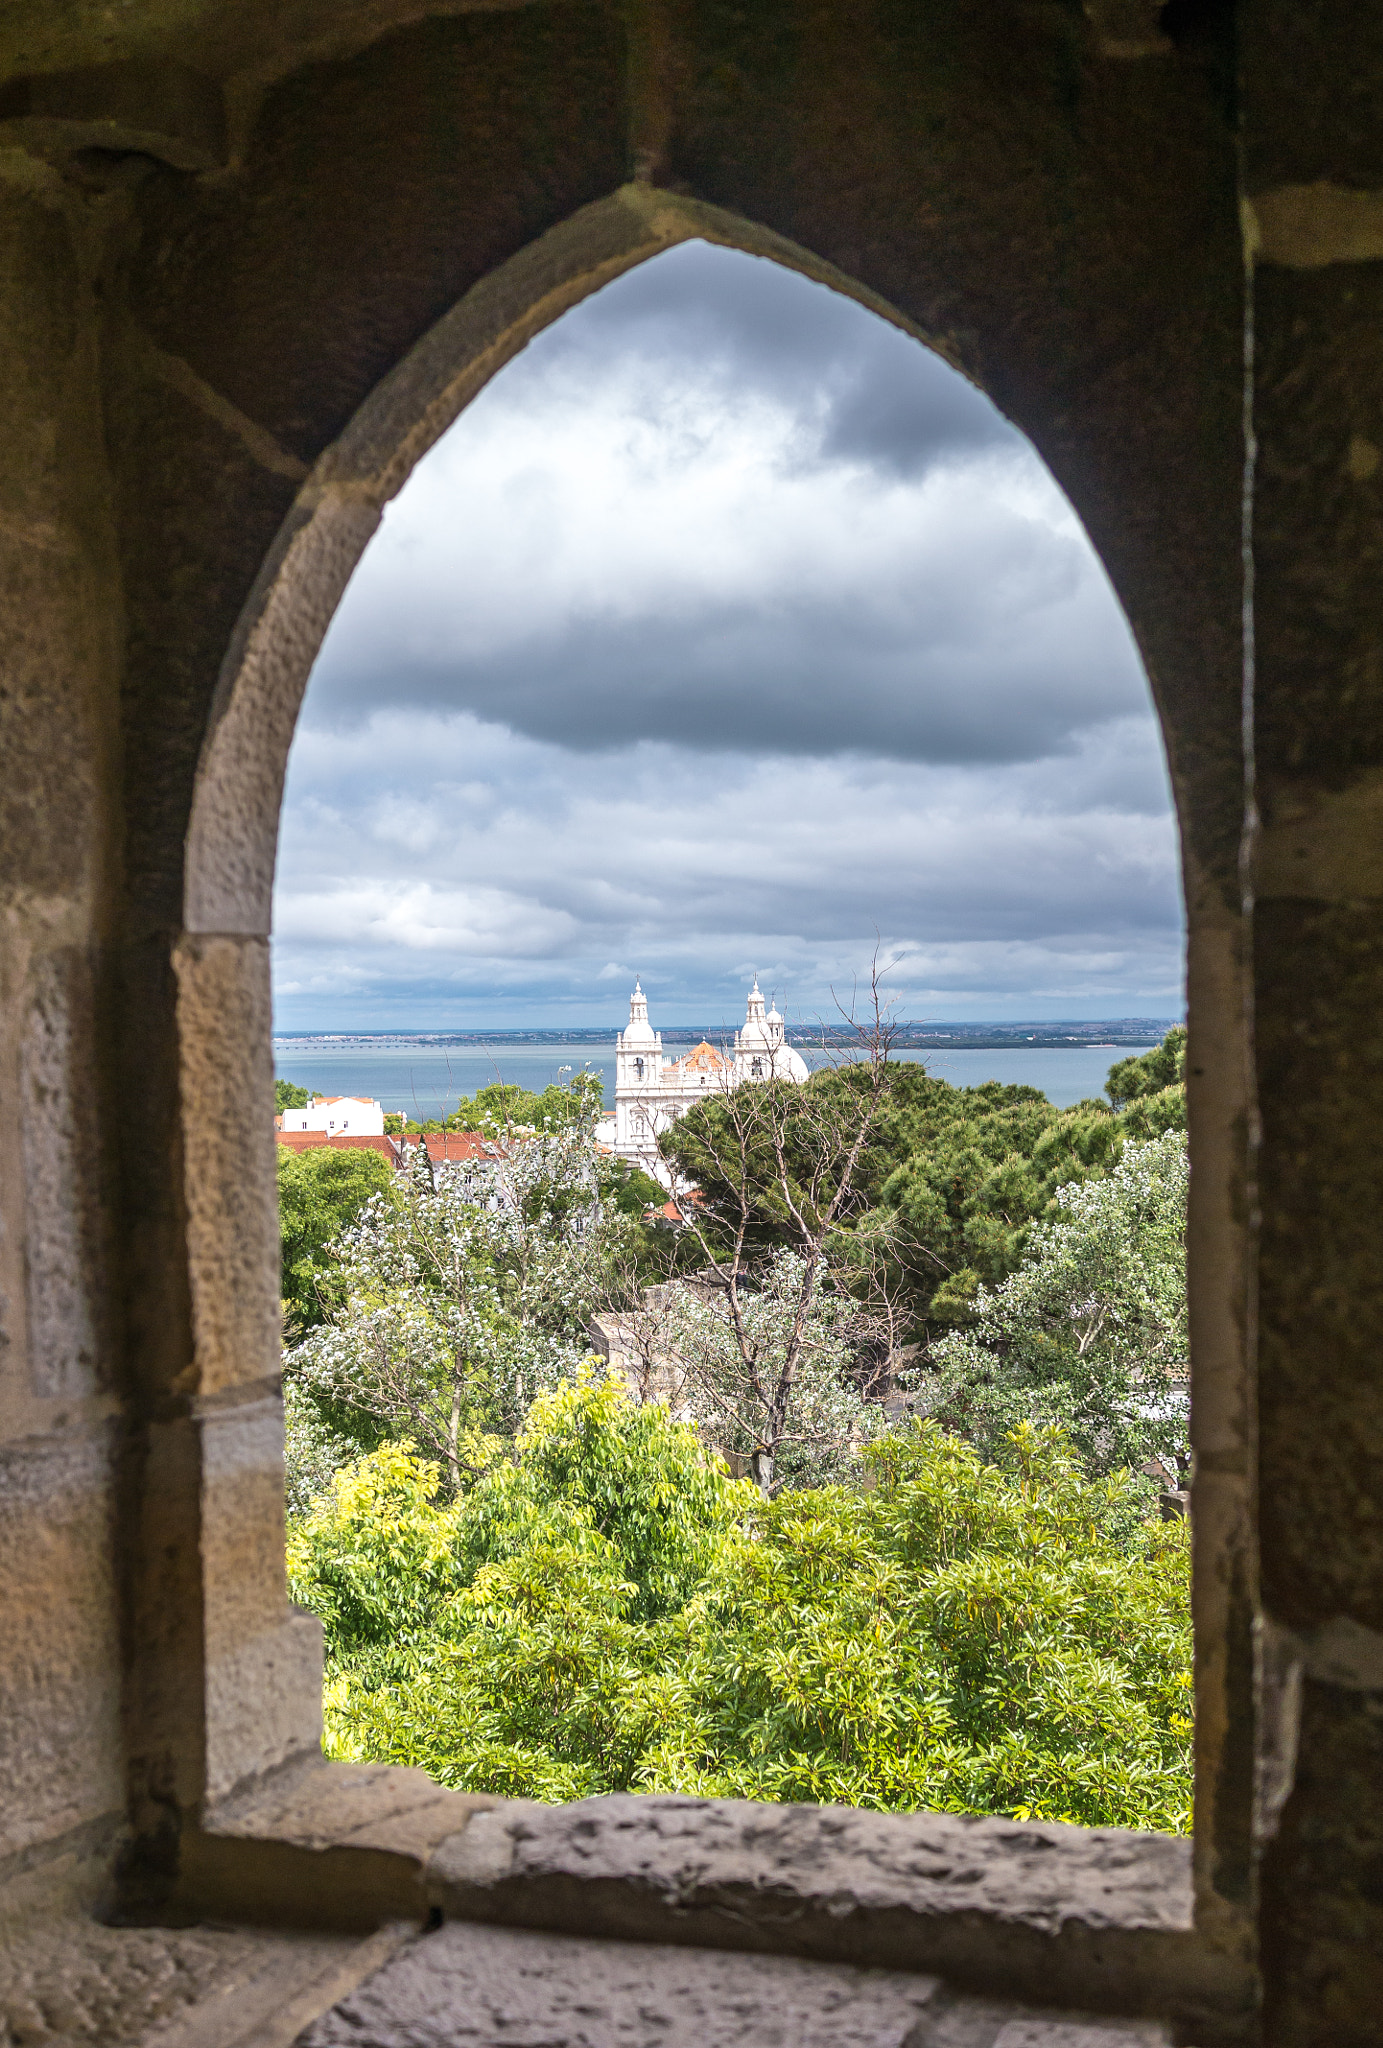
top-left (298, 1919), bottom-right (1175, 2048)
top-left (426, 1796), bottom-right (1243, 2032)
top-left (0, 1914), bottom-right (410, 2048)
top-left (161, 1777), bottom-right (1250, 2038)
top-left (175, 1757), bottom-right (498, 1931)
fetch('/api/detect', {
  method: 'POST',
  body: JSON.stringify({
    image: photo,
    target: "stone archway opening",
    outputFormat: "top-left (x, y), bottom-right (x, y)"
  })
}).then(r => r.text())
top-left (214, 207), bottom-right (1188, 1835)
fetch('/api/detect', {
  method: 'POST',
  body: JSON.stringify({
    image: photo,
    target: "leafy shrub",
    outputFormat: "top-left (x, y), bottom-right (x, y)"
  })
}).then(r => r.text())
top-left (289, 1380), bottom-right (1191, 1829)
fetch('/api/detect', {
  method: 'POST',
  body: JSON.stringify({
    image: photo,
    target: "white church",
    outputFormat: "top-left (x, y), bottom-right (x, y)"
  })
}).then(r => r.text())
top-left (607, 979), bottom-right (810, 1162)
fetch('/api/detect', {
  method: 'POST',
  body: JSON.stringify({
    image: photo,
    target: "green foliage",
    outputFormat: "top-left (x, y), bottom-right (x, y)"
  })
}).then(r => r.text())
top-left (927, 1133), bottom-right (1189, 1480)
top-left (600, 1155), bottom-right (668, 1220)
top-left (376, 1075), bottom-right (605, 1141)
top-left (876, 1082), bottom-right (1128, 1328)
top-left (447, 1070), bottom-right (605, 1137)
top-left (277, 1145), bottom-right (397, 1337)
top-left (597, 1158), bottom-right (679, 1289)
top-left (1105, 1029), bottom-right (1186, 1142)
top-left (650, 1424), bottom-right (1191, 1827)
top-left (661, 1031), bottom-right (1188, 1345)
top-left (1106, 1028), bottom-right (1186, 1109)
top-left (289, 1382), bottom-right (1191, 1830)
top-left (290, 1378), bottom-right (748, 1800)
top-left (276, 1078), bottom-right (311, 1111)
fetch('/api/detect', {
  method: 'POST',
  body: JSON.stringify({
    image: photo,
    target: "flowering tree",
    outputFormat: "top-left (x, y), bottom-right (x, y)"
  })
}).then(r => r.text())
top-left (924, 1131), bottom-right (1189, 1480)
top-left (286, 1122), bottom-right (630, 1500)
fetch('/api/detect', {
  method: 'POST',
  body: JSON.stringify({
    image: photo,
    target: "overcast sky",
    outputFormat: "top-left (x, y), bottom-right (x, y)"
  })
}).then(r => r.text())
top-left (272, 240), bottom-right (1183, 1032)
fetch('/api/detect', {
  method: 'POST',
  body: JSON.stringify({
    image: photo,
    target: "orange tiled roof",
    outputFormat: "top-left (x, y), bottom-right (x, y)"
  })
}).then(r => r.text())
top-left (421, 1131), bottom-right (501, 1164)
top-left (276, 1131), bottom-right (403, 1163)
top-left (677, 1040), bottom-right (725, 1073)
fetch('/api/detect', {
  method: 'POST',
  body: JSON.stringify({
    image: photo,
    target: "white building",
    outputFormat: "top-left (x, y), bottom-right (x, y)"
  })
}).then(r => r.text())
top-left (279, 1093), bottom-right (386, 1137)
top-left (612, 979), bottom-right (809, 1162)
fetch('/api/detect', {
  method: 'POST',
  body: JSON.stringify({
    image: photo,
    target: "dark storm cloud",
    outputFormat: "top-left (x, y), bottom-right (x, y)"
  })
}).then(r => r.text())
top-left (272, 711), bottom-right (1183, 1030)
top-left (306, 239), bottom-right (1143, 765)
top-left (531, 240), bottom-right (1018, 480)
top-left (320, 590), bottom-right (1144, 763)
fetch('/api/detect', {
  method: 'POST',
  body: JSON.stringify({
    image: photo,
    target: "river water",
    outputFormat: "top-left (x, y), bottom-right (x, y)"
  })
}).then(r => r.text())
top-left (272, 1038), bottom-right (1152, 1120)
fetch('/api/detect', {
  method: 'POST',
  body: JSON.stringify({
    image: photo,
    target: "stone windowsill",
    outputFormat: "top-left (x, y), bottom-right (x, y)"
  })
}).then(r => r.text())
top-left (178, 1761), bottom-right (1250, 2038)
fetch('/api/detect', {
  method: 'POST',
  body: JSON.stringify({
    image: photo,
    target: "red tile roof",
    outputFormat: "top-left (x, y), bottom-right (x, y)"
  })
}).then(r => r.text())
top-left (677, 1040), bottom-right (725, 1073)
top-left (276, 1132), bottom-right (403, 1165)
top-left (274, 1128), bottom-right (503, 1173)
top-left (419, 1132), bottom-right (502, 1164)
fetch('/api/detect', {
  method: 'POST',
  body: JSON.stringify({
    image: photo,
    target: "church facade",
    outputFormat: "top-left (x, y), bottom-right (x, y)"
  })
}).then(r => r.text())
top-left (611, 980), bottom-right (810, 1163)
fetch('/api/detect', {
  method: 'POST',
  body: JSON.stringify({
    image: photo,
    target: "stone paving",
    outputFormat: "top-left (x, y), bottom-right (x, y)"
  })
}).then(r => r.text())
top-left (297, 1922), bottom-right (1173, 2048)
top-left (0, 1918), bottom-right (401, 2048)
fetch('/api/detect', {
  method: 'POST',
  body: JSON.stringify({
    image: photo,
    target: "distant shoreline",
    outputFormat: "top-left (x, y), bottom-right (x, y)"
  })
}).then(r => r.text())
top-left (273, 1019), bottom-right (1177, 1053)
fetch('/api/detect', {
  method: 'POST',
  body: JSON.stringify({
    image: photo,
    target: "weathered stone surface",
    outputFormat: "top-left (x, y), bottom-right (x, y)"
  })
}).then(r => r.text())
top-left (427, 1796), bottom-right (1219, 2021)
top-left (0, 1435), bottom-right (123, 1863)
top-left (2, 0), bottom-right (1381, 2034)
top-left (298, 1921), bottom-right (1172, 2048)
top-left (173, 934), bottom-right (280, 1403)
top-left (19, 948), bottom-right (108, 1401)
top-left (178, 1758), bottom-right (498, 1930)
top-left (990, 2027), bottom-right (1167, 2048)
top-left (0, 1914), bottom-right (408, 2048)
top-left (208, 1757), bottom-right (496, 1858)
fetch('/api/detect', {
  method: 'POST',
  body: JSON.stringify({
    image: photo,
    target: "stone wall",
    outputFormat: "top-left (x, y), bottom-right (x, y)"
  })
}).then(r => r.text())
top-left (0, 2), bottom-right (1377, 2038)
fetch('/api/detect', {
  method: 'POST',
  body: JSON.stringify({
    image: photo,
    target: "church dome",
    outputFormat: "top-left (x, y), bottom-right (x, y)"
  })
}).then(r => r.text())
top-left (734, 979), bottom-right (809, 1083)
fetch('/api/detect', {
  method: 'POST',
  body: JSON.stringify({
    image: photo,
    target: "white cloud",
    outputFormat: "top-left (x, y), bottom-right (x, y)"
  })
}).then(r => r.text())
top-left (274, 710), bottom-right (1181, 1025)
top-left (273, 243), bottom-right (1181, 1028)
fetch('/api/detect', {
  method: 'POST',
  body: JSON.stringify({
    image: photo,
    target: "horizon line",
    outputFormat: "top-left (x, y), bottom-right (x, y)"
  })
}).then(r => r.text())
top-left (272, 1014), bottom-right (1182, 1038)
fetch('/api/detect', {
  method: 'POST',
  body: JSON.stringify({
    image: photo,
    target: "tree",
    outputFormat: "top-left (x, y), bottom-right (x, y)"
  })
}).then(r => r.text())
top-left (276, 1077), bottom-right (311, 1111)
top-left (925, 1131), bottom-right (1189, 1481)
top-left (277, 1144), bottom-right (396, 1337)
top-left (664, 1026), bottom-right (1188, 1342)
top-left (661, 1249), bottom-right (892, 1491)
top-left (285, 1123), bottom-right (633, 1499)
top-left (288, 1382), bottom-right (1192, 1830)
top-left (873, 1084), bottom-right (1128, 1327)
top-left (377, 1072), bottom-right (608, 1141)
top-left (1104, 1027), bottom-right (1186, 1140)
top-left (1106, 1027), bottom-right (1186, 1109)
top-left (659, 1058), bottom-right (929, 1265)
top-left (637, 968), bottom-right (910, 1494)
top-left (597, 1156), bottom-right (678, 1294)
top-left (447, 1069), bottom-right (606, 1136)
top-left (648, 1422), bottom-right (1191, 1828)
top-left (290, 1376), bottom-right (748, 1801)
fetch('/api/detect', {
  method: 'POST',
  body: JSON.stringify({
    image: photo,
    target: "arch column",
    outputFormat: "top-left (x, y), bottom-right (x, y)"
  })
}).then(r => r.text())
top-left (1244, 10), bottom-right (1383, 2036)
